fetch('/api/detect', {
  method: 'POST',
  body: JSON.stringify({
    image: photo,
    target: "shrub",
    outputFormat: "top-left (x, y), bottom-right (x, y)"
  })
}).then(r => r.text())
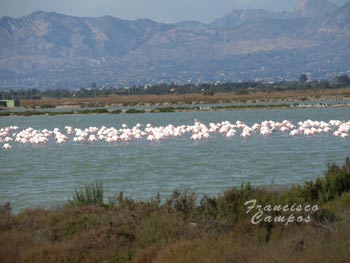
top-left (165, 189), bottom-right (196, 219)
top-left (109, 109), bottom-right (122, 114)
top-left (202, 90), bottom-right (214, 96)
top-left (40, 104), bottom-right (56, 109)
top-left (302, 158), bottom-right (350, 203)
top-left (0, 202), bottom-right (15, 231)
top-left (150, 107), bottom-right (175, 113)
top-left (125, 108), bottom-right (146, 114)
top-left (78, 108), bottom-right (108, 114)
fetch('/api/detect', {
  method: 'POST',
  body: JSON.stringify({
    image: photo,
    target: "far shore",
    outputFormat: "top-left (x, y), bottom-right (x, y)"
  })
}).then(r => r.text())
top-left (1, 89), bottom-right (350, 117)
top-left (1, 102), bottom-right (350, 117)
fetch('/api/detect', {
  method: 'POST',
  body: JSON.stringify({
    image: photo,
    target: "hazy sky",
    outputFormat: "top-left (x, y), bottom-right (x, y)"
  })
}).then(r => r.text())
top-left (0, 0), bottom-right (348, 23)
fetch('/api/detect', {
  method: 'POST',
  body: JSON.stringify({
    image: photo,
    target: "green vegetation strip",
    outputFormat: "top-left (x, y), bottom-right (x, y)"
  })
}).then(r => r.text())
top-left (0, 103), bottom-right (322, 117)
top-left (0, 108), bottom-right (118, 117)
top-left (1, 158), bottom-right (350, 262)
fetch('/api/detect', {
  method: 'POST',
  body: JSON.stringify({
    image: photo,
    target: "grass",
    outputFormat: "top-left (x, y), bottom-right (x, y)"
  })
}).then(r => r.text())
top-left (1, 158), bottom-right (350, 262)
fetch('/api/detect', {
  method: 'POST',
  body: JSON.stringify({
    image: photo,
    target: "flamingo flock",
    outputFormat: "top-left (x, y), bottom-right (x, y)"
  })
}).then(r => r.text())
top-left (1, 119), bottom-right (350, 150)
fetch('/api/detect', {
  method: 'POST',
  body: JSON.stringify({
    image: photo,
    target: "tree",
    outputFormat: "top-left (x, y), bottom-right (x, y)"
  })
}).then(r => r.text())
top-left (334, 75), bottom-right (350, 87)
top-left (299, 74), bottom-right (308, 84)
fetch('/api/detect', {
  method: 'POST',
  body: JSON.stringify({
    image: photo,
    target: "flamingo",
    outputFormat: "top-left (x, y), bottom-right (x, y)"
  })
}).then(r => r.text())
top-left (3, 119), bottom-right (350, 150)
top-left (2, 143), bottom-right (12, 149)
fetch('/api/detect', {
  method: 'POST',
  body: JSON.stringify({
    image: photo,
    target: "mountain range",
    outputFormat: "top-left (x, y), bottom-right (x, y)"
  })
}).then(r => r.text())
top-left (0, 0), bottom-right (349, 89)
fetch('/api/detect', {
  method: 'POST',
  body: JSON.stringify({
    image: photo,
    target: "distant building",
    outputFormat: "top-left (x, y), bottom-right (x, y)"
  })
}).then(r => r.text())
top-left (0, 100), bottom-right (20, 108)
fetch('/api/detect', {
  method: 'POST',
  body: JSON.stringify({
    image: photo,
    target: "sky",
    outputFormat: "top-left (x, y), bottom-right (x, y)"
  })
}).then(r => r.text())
top-left (0, 0), bottom-right (348, 23)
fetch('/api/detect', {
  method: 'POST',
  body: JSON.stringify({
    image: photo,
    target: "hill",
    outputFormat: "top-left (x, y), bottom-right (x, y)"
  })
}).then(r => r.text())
top-left (0, 0), bottom-right (349, 89)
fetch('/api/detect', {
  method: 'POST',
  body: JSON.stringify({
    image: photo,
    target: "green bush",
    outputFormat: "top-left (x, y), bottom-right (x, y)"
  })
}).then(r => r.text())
top-left (0, 111), bottom-right (11, 117)
top-left (78, 108), bottom-right (108, 114)
top-left (150, 107), bottom-right (175, 113)
top-left (302, 158), bottom-right (350, 203)
top-left (109, 109), bottom-right (122, 114)
top-left (125, 108), bottom-right (145, 114)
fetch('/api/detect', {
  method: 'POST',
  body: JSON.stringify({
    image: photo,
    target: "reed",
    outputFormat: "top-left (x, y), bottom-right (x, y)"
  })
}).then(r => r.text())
top-left (70, 180), bottom-right (104, 206)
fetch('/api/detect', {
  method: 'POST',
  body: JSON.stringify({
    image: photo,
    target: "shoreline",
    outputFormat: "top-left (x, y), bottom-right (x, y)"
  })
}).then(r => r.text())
top-left (2, 102), bottom-right (350, 117)
top-left (3, 88), bottom-right (350, 116)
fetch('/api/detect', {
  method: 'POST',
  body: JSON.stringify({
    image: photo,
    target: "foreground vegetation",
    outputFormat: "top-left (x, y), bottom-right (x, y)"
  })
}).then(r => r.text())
top-left (1, 159), bottom-right (350, 262)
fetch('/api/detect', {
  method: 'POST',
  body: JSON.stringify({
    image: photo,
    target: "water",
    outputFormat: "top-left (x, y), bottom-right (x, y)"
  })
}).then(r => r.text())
top-left (1, 108), bottom-right (350, 212)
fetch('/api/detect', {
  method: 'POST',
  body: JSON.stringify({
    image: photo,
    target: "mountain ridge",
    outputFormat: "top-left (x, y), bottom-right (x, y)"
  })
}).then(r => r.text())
top-left (0, 0), bottom-right (349, 89)
top-left (287, 0), bottom-right (338, 17)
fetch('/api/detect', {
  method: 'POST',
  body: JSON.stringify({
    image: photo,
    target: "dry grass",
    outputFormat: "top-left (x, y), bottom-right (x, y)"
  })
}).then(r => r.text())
top-left (146, 222), bottom-right (350, 263)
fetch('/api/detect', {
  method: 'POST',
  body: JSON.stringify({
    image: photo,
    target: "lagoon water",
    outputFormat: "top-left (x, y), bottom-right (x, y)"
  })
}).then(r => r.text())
top-left (1, 108), bottom-right (350, 212)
